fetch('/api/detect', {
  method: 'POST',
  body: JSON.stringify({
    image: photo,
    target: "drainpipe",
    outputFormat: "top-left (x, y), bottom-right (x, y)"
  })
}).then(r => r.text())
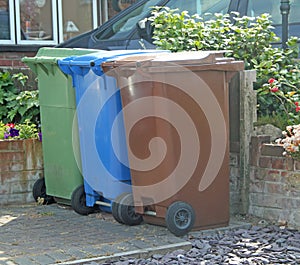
top-left (280, 0), bottom-right (290, 49)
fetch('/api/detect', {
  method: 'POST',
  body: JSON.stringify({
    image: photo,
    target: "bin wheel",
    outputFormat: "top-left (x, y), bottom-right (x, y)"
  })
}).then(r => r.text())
top-left (165, 201), bottom-right (195, 237)
top-left (71, 185), bottom-right (94, 215)
top-left (117, 193), bottom-right (143, 226)
top-left (111, 194), bottom-right (125, 224)
top-left (32, 178), bottom-right (55, 205)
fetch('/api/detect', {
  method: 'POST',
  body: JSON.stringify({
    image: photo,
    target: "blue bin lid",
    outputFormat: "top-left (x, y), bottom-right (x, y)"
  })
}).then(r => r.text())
top-left (58, 50), bottom-right (169, 80)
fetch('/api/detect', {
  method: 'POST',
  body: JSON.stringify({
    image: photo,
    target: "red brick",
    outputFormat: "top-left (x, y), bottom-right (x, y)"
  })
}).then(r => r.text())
top-left (264, 182), bottom-right (283, 194)
top-left (271, 157), bottom-right (286, 170)
top-left (0, 171), bottom-right (24, 183)
top-left (13, 60), bottom-right (27, 67)
top-left (294, 160), bottom-right (300, 170)
top-left (0, 152), bottom-right (24, 161)
top-left (264, 170), bottom-right (281, 182)
top-left (259, 157), bottom-right (272, 168)
top-left (253, 168), bottom-right (268, 180)
top-left (261, 144), bottom-right (284, 157)
top-left (286, 157), bottom-right (294, 171)
top-left (0, 161), bottom-right (25, 173)
top-left (0, 140), bottom-right (24, 151)
top-left (0, 60), bottom-right (13, 67)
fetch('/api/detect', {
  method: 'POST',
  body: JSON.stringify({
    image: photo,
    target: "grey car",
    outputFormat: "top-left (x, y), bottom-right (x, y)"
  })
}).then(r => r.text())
top-left (56, 0), bottom-right (300, 50)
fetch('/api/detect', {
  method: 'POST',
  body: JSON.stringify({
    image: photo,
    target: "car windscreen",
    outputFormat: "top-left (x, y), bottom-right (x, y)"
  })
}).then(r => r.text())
top-left (94, 0), bottom-right (162, 41)
top-left (164, 0), bottom-right (231, 18)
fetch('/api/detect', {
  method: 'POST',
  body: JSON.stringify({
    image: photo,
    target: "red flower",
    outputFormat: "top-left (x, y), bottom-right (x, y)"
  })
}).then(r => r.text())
top-left (5, 123), bottom-right (14, 128)
top-left (296, 106), bottom-right (300, 112)
top-left (268, 78), bottom-right (276, 84)
top-left (270, 87), bottom-right (279, 93)
top-left (295, 102), bottom-right (299, 106)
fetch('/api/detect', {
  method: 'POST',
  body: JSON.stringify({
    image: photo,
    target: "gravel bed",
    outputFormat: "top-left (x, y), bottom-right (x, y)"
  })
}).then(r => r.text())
top-left (87, 224), bottom-right (300, 265)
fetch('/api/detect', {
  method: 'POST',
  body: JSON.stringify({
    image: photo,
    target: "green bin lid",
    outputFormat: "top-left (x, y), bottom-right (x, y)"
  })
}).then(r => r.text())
top-left (22, 47), bottom-right (99, 75)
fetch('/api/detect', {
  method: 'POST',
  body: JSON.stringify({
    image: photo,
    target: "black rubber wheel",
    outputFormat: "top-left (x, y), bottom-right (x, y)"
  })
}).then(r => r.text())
top-left (117, 193), bottom-right (143, 226)
top-left (112, 194), bottom-right (125, 224)
top-left (32, 178), bottom-right (55, 205)
top-left (165, 201), bottom-right (195, 237)
top-left (71, 185), bottom-right (94, 215)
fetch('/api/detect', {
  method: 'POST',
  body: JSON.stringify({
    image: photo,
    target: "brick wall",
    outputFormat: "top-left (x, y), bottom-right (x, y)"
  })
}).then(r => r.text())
top-left (0, 52), bottom-right (36, 68)
top-left (0, 139), bottom-right (43, 205)
top-left (249, 135), bottom-right (300, 229)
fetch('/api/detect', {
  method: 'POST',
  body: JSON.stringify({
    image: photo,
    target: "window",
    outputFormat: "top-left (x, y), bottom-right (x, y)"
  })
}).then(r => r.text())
top-left (0, 0), bottom-right (109, 45)
top-left (95, 0), bottom-right (161, 41)
top-left (16, 0), bottom-right (58, 44)
top-left (0, 0), bottom-right (15, 44)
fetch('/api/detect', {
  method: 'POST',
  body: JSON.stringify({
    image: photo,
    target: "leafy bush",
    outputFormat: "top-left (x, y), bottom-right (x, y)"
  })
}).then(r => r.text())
top-left (0, 71), bottom-right (40, 124)
top-left (148, 8), bottom-right (300, 127)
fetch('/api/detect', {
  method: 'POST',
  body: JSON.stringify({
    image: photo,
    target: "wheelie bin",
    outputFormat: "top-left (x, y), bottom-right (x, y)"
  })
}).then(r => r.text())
top-left (22, 47), bottom-right (99, 209)
top-left (101, 51), bottom-right (244, 236)
top-left (57, 50), bottom-right (169, 218)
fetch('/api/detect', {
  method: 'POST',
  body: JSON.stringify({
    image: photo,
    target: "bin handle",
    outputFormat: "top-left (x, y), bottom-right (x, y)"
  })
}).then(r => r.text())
top-left (39, 63), bottom-right (50, 75)
top-left (90, 51), bottom-right (169, 76)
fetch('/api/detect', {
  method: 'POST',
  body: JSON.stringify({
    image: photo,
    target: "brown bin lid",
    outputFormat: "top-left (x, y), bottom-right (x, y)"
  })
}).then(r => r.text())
top-left (102, 50), bottom-right (244, 74)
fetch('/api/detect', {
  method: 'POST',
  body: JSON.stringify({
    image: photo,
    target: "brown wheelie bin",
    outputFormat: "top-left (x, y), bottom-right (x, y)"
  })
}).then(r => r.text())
top-left (102, 51), bottom-right (244, 236)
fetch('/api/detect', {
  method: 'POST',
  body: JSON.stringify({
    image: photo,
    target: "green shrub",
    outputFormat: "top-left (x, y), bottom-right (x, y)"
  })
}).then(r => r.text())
top-left (0, 71), bottom-right (40, 124)
top-left (148, 8), bottom-right (300, 126)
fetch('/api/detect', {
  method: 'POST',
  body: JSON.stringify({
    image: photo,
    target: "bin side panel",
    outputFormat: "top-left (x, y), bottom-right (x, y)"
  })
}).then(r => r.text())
top-left (37, 67), bottom-right (76, 108)
top-left (40, 106), bottom-right (82, 200)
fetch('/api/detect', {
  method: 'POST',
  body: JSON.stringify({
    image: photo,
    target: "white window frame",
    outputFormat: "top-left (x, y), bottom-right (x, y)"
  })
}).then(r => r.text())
top-left (0, 0), bottom-right (110, 45)
top-left (99, 0), bottom-right (108, 25)
top-left (15, 0), bottom-right (58, 45)
top-left (1, 0), bottom-right (15, 44)
top-left (57, 0), bottom-right (99, 43)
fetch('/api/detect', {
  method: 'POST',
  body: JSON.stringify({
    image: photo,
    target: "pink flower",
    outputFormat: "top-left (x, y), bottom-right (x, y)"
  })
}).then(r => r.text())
top-left (268, 78), bottom-right (276, 84)
top-left (270, 87), bottom-right (279, 93)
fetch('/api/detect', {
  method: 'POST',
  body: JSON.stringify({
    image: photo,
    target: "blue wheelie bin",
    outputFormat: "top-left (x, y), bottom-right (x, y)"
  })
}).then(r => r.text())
top-left (58, 50), bottom-right (169, 222)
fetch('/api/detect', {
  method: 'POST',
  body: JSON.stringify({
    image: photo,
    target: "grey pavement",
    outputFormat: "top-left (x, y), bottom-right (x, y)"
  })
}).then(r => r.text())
top-left (0, 203), bottom-right (250, 265)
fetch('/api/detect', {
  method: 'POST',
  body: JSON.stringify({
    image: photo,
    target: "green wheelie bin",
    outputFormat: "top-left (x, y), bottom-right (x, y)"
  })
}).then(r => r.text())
top-left (22, 47), bottom-right (98, 208)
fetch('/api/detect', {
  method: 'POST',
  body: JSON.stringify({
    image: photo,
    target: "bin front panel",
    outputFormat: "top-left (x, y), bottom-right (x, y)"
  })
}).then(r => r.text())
top-left (67, 68), bottom-right (132, 200)
top-left (117, 62), bottom-right (237, 229)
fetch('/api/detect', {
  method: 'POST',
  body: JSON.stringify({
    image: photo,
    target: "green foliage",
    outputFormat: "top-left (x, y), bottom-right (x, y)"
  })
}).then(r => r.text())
top-left (255, 113), bottom-right (289, 130)
top-left (0, 71), bottom-right (40, 124)
top-left (15, 119), bottom-right (39, 139)
top-left (149, 8), bottom-right (300, 125)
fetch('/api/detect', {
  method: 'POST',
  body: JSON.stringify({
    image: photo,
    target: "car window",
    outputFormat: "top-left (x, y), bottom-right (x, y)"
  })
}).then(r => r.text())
top-left (290, 0), bottom-right (300, 24)
top-left (164, 0), bottom-right (231, 18)
top-left (94, 0), bottom-right (162, 41)
top-left (247, 0), bottom-right (300, 25)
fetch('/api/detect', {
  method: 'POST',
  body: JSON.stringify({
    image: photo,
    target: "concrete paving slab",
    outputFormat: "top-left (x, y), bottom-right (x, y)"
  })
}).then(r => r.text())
top-left (0, 203), bottom-right (250, 265)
